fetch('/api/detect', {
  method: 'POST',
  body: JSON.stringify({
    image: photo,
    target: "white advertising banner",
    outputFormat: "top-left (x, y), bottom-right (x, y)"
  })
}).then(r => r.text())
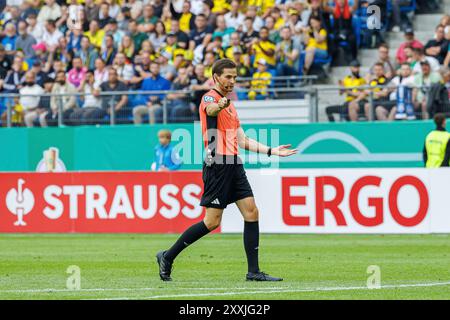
top-left (221, 168), bottom-right (450, 234)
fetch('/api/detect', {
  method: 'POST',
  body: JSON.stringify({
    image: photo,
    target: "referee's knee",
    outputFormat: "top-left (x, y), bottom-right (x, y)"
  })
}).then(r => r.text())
top-left (245, 206), bottom-right (259, 222)
top-left (203, 216), bottom-right (222, 231)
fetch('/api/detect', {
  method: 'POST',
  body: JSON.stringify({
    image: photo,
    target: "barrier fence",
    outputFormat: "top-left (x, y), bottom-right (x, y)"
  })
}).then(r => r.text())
top-left (1, 168), bottom-right (449, 234)
top-left (0, 81), bottom-right (447, 127)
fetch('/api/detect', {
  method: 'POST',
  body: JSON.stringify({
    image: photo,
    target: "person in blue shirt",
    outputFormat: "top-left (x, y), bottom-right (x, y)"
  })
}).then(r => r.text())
top-left (133, 62), bottom-right (171, 124)
top-left (151, 129), bottom-right (183, 171)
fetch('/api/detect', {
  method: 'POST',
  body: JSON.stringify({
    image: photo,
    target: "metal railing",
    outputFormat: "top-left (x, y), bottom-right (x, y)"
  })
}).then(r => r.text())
top-left (1, 81), bottom-right (442, 127)
top-left (0, 86), bottom-right (316, 127)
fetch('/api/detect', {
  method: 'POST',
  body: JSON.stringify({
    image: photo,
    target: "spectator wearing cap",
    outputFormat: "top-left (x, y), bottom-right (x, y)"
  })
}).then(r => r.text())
top-left (396, 28), bottom-right (424, 65)
top-left (276, 26), bottom-right (302, 76)
top-left (326, 60), bottom-right (366, 122)
top-left (158, 51), bottom-right (177, 82)
top-left (75, 36), bottom-right (99, 71)
top-left (286, 7), bottom-right (308, 35)
top-left (67, 56), bottom-right (87, 88)
top-left (149, 21), bottom-right (167, 52)
top-left (302, 16), bottom-right (328, 75)
top-left (413, 59), bottom-right (442, 119)
top-left (169, 19), bottom-right (189, 50)
top-left (250, 26), bottom-right (276, 69)
top-left (37, 0), bottom-right (61, 25)
top-left (100, 34), bottom-right (117, 66)
top-left (2, 23), bottom-right (17, 55)
top-left (30, 60), bottom-right (49, 87)
top-left (411, 47), bottom-right (440, 74)
top-left (170, 0), bottom-right (196, 34)
top-left (26, 13), bottom-right (44, 43)
top-left (15, 20), bottom-right (36, 60)
top-left (31, 42), bottom-right (49, 64)
top-left (133, 61), bottom-right (171, 125)
top-left (137, 4), bottom-right (158, 33)
top-left (84, 20), bottom-right (105, 51)
top-left (20, 70), bottom-right (45, 127)
top-left (425, 25), bottom-right (449, 65)
top-left (224, 0), bottom-right (245, 31)
top-left (248, 58), bottom-right (272, 100)
top-left (118, 6), bottom-right (132, 32)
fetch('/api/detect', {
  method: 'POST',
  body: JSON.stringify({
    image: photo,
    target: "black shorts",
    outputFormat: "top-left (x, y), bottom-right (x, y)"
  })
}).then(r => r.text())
top-left (200, 159), bottom-right (254, 209)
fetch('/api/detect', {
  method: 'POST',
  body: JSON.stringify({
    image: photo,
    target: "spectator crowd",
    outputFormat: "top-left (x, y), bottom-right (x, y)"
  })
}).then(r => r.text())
top-left (0, 0), bottom-right (448, 126)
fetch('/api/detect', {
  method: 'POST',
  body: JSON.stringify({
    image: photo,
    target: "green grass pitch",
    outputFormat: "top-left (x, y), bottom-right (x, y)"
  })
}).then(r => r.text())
top-left (0, 234), bottom-right (449, 300)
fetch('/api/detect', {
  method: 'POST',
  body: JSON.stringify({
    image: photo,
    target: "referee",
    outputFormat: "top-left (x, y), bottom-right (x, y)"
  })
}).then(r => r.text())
top-left (423, 113), bottom-right (450, 168)
top-left (156, 58), bottom-right (297, 282)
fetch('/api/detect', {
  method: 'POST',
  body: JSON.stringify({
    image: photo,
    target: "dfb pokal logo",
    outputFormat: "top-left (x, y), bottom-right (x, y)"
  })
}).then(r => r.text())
top-left (6, 179), bottom-right (35, 226)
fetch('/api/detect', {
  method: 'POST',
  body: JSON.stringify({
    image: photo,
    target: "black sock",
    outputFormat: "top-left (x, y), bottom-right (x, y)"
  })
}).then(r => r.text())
top-left (164, 221), bottom-right (210, 262)
top-left (244, 221), bottom-right (260, 273)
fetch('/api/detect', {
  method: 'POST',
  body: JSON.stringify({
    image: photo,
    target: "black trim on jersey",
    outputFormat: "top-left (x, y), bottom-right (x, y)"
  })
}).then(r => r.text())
top-left (204, 91), bottom-right (218, 166)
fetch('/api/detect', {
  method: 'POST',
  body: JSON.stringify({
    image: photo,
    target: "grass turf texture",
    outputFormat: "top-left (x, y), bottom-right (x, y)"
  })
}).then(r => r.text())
top-left (0, 234), bottom-right (449, 300)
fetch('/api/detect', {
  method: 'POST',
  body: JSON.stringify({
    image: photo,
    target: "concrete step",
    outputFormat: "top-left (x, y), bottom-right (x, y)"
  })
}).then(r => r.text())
top-left (413, 14), bottom-right (444, 29)
top-left (386, 31), bottom-right (431, 44)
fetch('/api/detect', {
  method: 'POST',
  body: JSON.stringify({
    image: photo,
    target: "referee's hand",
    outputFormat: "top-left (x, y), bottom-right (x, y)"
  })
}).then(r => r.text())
top-left (218, 97), bottom-right (230, 109)
top-left (272, 144), bottom-right (298, 157)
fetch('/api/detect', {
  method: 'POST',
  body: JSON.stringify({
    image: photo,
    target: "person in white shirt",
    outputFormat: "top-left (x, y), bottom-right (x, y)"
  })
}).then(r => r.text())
top-left (37, 0), bottom-right (62, 24)
top-left (42, 19), bottom-right (63, 51)
top-left (411, 47), bottom-right (440, 74)
top-left (113, 52), bottom-right (134, 86)
top-left (26, 13), bottom-right (45, 43)
top-left (20, 71), bottom-right (45, 127)
top-left (224, 0), bottom-right (245, 31)
top-left (376, 63), bottom-right (416, 121)
top-left (94, 58), bottom-right (109, 88)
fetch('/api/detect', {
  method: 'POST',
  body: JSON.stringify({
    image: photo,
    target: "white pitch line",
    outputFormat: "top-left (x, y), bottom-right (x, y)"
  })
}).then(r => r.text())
top-left (0, 287), bottom-right (286, 294)
top-left (97, 281), bottom-right (450, 300)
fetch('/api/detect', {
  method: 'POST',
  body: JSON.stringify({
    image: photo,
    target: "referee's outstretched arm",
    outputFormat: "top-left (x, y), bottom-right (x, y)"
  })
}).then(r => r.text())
top-left (237, 127), bottom-right (298, 157)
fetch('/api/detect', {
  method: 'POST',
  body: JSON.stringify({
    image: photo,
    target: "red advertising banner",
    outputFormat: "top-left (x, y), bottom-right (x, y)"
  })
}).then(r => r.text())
top-left (0, 172), bottom-right (212, 233)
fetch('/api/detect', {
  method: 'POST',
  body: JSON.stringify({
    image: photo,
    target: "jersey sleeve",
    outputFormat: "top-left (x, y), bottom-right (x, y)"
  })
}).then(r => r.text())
top-left (201, 93), bottom-right (218, 111)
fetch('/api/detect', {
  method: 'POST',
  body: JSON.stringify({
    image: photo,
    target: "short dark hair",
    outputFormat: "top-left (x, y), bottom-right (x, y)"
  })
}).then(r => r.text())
top-left (434, 113), bottom-right (446, 127)
top-left (373, 62), bottom-right (384, 69)
top-left (379, 43), bottom-right (389, 50)
top-left (212, 59), bottom-right (237, 76)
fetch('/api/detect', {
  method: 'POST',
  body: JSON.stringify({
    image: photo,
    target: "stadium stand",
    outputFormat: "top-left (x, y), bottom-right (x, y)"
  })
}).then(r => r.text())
top-left (0, 0), bottom-right (448, 126)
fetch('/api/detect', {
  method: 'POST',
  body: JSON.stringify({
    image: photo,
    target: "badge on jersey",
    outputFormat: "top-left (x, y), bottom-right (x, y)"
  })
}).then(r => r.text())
top-left (203, 95), bottom-right (215, 103)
